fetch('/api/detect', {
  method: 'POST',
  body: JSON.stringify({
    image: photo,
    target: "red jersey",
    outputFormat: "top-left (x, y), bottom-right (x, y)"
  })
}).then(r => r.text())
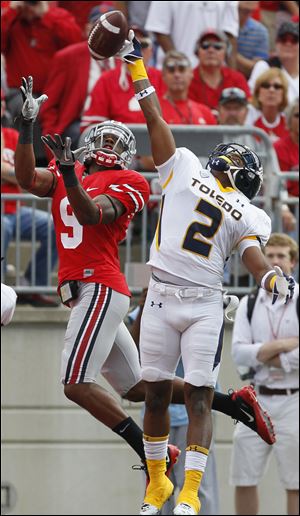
top-left (188, 66), bottom-right (250, 110)
top-left (49, 161), bottom-right (150, 296)
top-left (160, 96), bottom-right (216, 125)
top-left (1, 127), bottom-right (21, 214)
top-left (81, 64), bottom-right (165, 131)
top-left (254, 113), bottom-right (289, 143)
top-left (274, 134), bottom-right (299, 197)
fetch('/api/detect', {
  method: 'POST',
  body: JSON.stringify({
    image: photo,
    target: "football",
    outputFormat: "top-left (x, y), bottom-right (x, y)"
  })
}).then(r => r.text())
top-left (88, 10), bottom-right (128, 60)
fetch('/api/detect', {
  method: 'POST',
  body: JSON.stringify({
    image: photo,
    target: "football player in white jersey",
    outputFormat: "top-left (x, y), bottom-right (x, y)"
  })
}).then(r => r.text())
top-left (116, 33), bottom-right (296, 515)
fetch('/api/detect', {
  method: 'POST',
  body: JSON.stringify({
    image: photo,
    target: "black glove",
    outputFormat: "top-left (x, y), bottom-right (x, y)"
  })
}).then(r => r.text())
top-left (41, 134), bottom-right (85, 166)
top-left (41, 134), bottom-right (85, 187)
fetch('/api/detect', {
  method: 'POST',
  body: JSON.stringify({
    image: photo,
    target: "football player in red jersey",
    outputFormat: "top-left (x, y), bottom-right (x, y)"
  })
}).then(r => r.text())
top-left (14, 76), bottom-right (276, 493)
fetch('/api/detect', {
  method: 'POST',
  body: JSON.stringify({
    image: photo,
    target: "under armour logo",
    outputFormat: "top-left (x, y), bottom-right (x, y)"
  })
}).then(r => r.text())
top-left (150, 301), bottom-right (163, 308)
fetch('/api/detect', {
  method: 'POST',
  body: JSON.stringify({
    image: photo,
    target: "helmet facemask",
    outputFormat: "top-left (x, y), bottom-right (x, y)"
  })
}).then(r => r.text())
top-left (207, 143), bottom-right (263, 200)
top-left (83, 121), bottom-right (136, 169)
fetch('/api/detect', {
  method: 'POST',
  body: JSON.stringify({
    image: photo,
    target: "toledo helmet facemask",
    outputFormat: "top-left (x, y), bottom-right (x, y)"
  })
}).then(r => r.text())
top-left (207, 142), bottom-right (263, 200)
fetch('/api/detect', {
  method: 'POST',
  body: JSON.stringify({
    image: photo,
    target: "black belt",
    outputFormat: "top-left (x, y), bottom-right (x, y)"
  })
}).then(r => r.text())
top-left (257, 385), bottom-right (299, 396)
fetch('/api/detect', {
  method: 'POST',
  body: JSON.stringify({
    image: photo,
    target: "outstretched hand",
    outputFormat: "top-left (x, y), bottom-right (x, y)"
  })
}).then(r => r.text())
top-left (41, 134), bottom-right (85, 167)
top-left (20, 76), bottom-right (48, 122)
top-left (115, 30), bottom-right (143, 63)
top-left (271, 265), bottom-right (295, 305)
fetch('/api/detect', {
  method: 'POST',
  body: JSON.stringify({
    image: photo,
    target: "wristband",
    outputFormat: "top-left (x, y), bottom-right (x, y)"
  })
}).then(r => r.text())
top-left (19, 119), bottom-right (34, 144)
top-left (260, 269), bottom-right (276, 290)
top-left (128, 59), bottom-right (148, 82)
top-left (59, 164), bottom-right (79, 188)
top-left (95, 203), bottom-right (103, 224)
top-left (135, 86), bottom-right (156, 101)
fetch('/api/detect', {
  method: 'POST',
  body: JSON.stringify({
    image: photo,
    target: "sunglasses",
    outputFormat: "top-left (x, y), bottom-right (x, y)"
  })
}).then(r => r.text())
top-left (278, 35), bottom-right (299, 44)
top-left (200, 41), bottom-right (224, 51)
top-left (260, 82), bottom-right (284, 90)
top-left (165, 63), bottom-right (189, 73)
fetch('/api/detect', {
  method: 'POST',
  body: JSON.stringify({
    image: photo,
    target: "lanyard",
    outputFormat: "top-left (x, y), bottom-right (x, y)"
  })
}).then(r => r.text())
top-left (265, 303), bottom-right (288, 340)
top-left (164, 95), bottom-right (194, 125)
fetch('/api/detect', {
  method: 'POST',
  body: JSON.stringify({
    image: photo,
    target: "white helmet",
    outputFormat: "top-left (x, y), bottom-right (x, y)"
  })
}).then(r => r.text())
top-left (83, 120), bottom-right (136, 169)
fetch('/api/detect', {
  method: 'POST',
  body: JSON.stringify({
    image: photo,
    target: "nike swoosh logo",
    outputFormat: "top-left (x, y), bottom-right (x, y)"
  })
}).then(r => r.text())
top-left (119, 423), bottom-right (130, 434)
top-left (240, 408), bottom-right (254, 423)
top-left (86, 187), bottom-right (99, 192)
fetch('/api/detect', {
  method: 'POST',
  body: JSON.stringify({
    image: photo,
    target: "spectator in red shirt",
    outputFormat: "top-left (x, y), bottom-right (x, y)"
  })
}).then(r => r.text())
top-left (1, 1), bottom-right (82, 95)
top-left (81, 27), bottom-right (165, 132)
top-left (58, 1), bottom-right (113, 36)
top-left (160, 50), bottom-right (216, 126)
top-left (274, 97), bottom-right (299, 197)
top-left (246, 67), bottom-right (289, 143)
top-left (40, 4), bottom-right (115, 149)
top-left (2, 1), bottom-right (82, 165)
top-left (188, 29), bottom-right (250, 114)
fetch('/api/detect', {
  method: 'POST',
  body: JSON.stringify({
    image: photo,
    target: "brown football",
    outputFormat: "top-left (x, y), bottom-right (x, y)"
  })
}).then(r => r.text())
top-left (88, 10), bottom-right (128, 60)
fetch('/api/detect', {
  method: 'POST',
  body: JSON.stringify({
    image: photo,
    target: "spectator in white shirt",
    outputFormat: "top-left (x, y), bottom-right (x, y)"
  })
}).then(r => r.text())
top-left (230, 232), bottom-right (299, 516)
top-left (145, 0), bottom-right (239, 69)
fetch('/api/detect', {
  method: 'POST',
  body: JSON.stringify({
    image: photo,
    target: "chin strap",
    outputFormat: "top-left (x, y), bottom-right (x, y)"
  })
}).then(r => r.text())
top-left (91, 151), bottom-right (120, 168)
top-left (223, 291), bottom-right (240, 322)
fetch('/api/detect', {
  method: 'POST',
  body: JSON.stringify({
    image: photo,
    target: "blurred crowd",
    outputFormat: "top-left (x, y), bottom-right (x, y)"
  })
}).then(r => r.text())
top-left (1, 0), bottom-right (299, 303)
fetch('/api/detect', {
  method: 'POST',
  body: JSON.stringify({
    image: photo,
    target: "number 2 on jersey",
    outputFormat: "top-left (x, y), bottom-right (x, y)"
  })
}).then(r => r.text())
top-left (182, 198), bottom-right (223, 258)
top-left (60, 197), bottom-right (83, 249)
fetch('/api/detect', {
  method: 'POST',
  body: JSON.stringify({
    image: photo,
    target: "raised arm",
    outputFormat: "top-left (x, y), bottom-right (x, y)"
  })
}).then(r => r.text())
top-left (117, 32), bottom-right (176, 166)
top-left (14, 76), bottom-right (57, 197)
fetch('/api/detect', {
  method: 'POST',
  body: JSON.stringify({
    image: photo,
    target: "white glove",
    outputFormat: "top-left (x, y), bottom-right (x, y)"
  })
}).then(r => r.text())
top-left (271, 266), bottom-right (295, 305)
top-left (20, 76), bottom-right (48, 122)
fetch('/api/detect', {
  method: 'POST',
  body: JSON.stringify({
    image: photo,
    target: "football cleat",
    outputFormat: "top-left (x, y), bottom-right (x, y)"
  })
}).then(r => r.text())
top-left (173, 502), bottom-right (198, 515)
top-left (139, 503), bottom-right (161, 515)
top-left (133, 444), bottom-right (181, 489)
top-left (140, 476), bottom-right (174, 515)
top-left (230, 385), bottom-right (276, 445)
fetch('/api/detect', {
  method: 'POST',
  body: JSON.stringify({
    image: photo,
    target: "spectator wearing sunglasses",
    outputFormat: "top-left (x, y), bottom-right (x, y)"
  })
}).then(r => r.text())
top-left (247, 68), bottom-right (289, 143)
top-left (160, 51), bottom-right (216, 126)
top-left (188, 29), bottom-right (250, 114)
top-left (248, 21), bottom-right (299, 104)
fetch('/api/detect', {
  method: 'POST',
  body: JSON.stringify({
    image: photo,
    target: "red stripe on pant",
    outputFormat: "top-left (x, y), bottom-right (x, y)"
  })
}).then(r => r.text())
top-left (69, 285), bottom-right (107, 384)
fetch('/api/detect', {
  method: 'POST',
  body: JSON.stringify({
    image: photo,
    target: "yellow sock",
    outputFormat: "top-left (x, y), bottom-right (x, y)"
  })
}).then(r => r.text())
top-left (176, 470), bottom-right (203, 513)
top-left (144, 458), bottom-right (173, 508)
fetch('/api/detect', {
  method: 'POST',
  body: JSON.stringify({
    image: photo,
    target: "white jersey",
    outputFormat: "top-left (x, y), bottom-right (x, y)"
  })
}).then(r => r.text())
top-left (148, 148), bottom-right (271, 288)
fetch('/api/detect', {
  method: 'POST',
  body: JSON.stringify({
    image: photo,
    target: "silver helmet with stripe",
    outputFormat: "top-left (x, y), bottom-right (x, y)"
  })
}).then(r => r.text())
top-left (83, 120), bottom-right (136, 169)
